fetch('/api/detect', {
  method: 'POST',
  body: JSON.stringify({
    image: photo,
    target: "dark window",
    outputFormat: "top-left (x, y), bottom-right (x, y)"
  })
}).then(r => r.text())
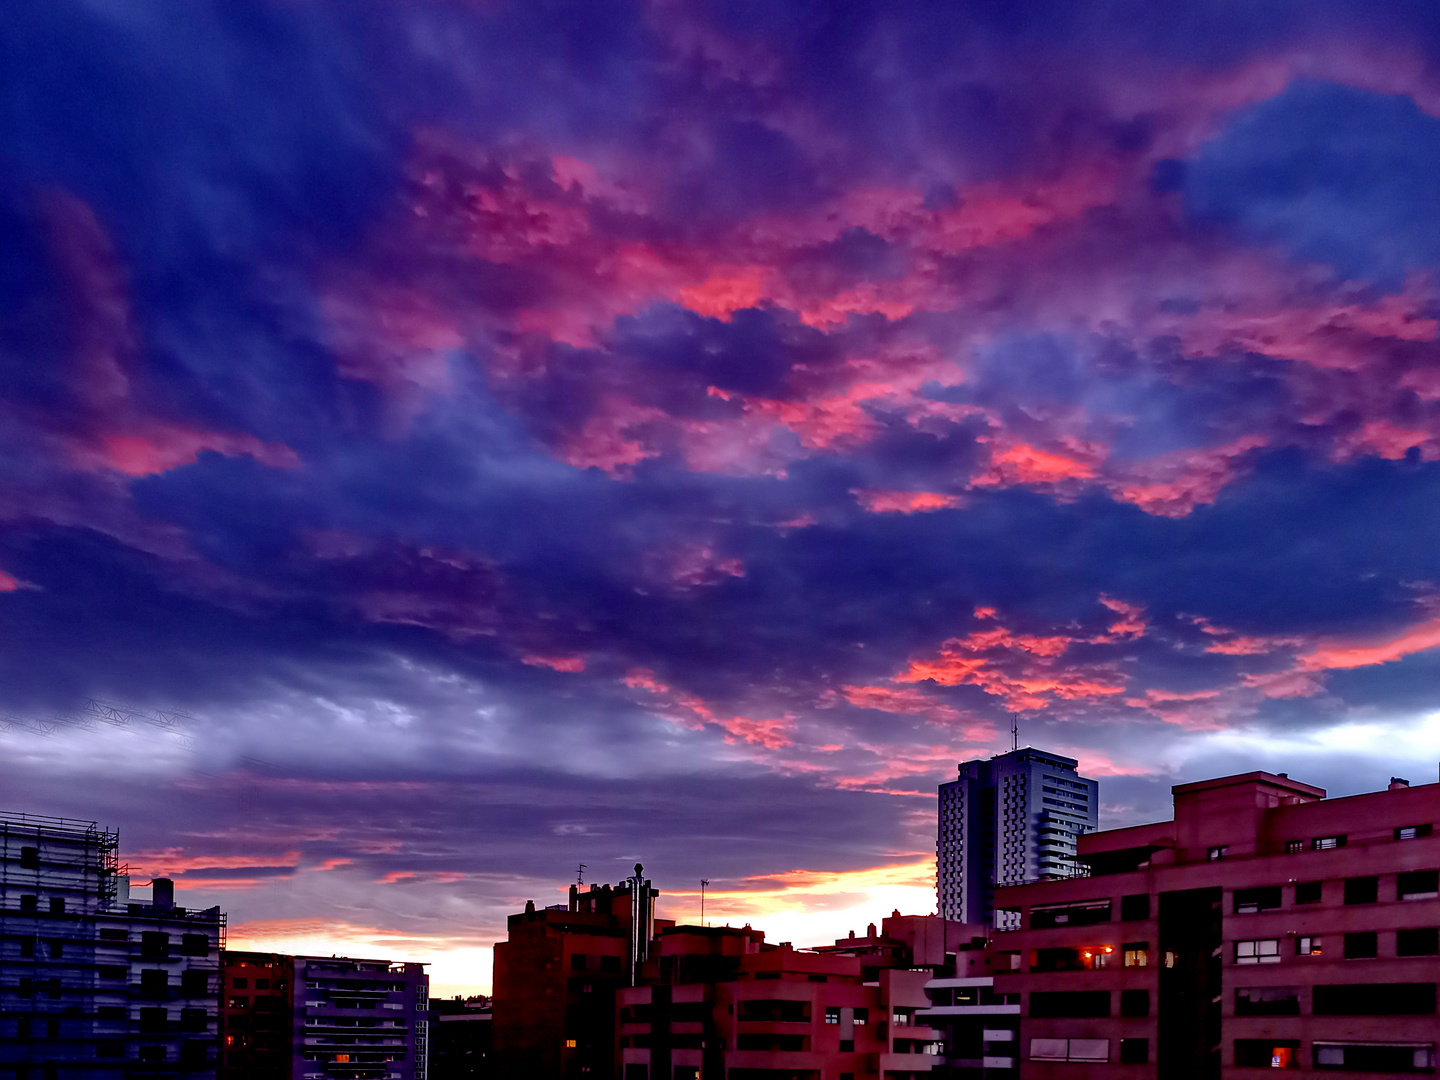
top-left (623, 1067), bottom-right (647, 1080)
top-left (1234, 886), bottom-right (1282, 914)
top-left (46, 940), bottom-right (61, 959)
top-left (179, 1042), bottom-right (207, 1067)
top-left (1236, 1040), bottom-right (1300, 1068)
top-left (20, 847), bottom-right (39, 869)
top-left (1314, 982), bottom-right (1436, 1015)
top-left (600, 955), bottom-right (622, 973)
top-left (96, 1043), bottom-right (124, 1058)
top-left (20, 894), bottom-right (36, 911)
top-left (232, 977), bottom-right (247, 988)
top-left (98, 965), bottom-right (125, 981)
top-left (1120, 893), bottom-right (1150, 921)
top-left (1344, 932), bottom-right (1378, 959)
top-left (99, 928), bottom-right (127, 940)
top-left (1344, 876), bottom-right (1379, 905)
top-left (18, 1017), bottom-right (30, 1038)
top-left (1398, 928), bottom-right (1440, 956)
top-left (180, 934), bottom-right (209, 956)
top-left (140, 931), bottom-right (169, 959)
top-left (47, 898), bottom-right (63, 914)
top-left (1396, 824), bottom-right (1433, 840)
top-left (97, 1007), bottom-right (125, 1019)
top-left (46, 978), bottom-right (60, 999)
top-left (1030, 900), bottom-right (1111, 928)
top-left (571, 954), bottom-right (586, 970)
top-left (180, 1008), bottom-right (206, 1033)
top-left (138, 1046), bottom-right (165, 1063)
top-left (255, 978), bottom-right (270, 989)
top-left (1295, 880), bottom-right (1322, 904)
top-left (140, 970), bottom-right (168, 995)
top-left (1029, 991), bottom-right (1110, 1018)
top-left (1236, 986), bottom-right (1300, 1016)
top-left (839, 1039), bottom-right (854, 1052)
top-left (1119, 1038), bottom-right (1149, 1064)
top-left (20, 938), bottom-right (34, 958)
top-left (1398, 870), bottom-right (1440, 900)
top-left (1119, 989), bottom-right (1149, 1017)
top-left (1315, 1043), bottom-right (1436, 1071)
top-left (138, 1008), bottom-right (166, 1033)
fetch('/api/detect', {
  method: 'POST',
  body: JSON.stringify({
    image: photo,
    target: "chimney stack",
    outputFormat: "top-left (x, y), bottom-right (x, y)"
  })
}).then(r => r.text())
top-left (152, 878), bottom-right (174, 911)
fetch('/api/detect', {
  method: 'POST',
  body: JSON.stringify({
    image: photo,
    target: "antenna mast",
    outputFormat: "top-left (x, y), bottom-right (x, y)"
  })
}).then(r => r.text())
top-left (700, 879), bottom-right (709, 926)
top-left (1011, 718), bottom-right (1019, 752)
top-left (577, 863), bottom-right (586, 885)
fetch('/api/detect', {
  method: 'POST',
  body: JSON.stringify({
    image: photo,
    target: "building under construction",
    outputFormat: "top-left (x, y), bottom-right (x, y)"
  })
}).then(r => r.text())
top-left (0, 810), bottom-right (225, 1078)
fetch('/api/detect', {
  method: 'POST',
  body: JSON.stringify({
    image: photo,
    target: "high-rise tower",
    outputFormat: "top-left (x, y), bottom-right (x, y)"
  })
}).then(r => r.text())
top-left (936, 747), bottom-right (1098, 926)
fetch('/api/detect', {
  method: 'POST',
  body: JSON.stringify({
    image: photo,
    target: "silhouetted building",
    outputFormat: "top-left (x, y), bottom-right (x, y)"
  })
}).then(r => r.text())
top-left (429, 997), bottom-right (490, 1080)
top-left (492, 867), bottom-right (665, 1080)
top-left (0, 810), bottom-right (223, 1078)
top-left (991, 770), bottom-right (1440, 1078)
top-left (938, 749), bottom-right (1098, 928)
top-left (219, 951), bottom-right (293, 1079)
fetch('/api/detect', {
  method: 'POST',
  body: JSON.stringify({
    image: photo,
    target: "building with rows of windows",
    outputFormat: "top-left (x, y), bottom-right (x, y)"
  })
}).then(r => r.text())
top-left (938, 749), bottom-right (1099, 927)
top-left (988, 770), bottom-right (1440, 1078)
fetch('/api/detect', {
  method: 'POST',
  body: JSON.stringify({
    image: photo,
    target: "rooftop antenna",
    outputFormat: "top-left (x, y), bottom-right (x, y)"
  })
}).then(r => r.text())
top-left (700, 879), bottom-right (709, 927)
top-left (1011, 718), bottom-right (1019, 752)
top-left (577, 863), bottom-right (586, 885)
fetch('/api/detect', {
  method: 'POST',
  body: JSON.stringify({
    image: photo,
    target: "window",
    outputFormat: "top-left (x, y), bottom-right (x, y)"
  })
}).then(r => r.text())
top-left (99, 965), bottom-right (126, 980)
top-left (255, 978), bottom-right (270, 989)
top-left (1236, 1040), bottom-right (1300, 1068)
top-left (839, 1039), bottom-right (854, 1052)
top-left (181, 971), bottom-right (208, 995)
top-left (140, 931), bottom-right (170, 959)
top-left (1315, 1043), bottom-right (1435, 1071)
top-left (1119, 1038), bottom-right (1148, 1064)
top-left (138, 1046), bottom-right (165, 1063)
top-left (1207, 846), bottom-right (1228, 861)
top-left (1120, 989), bottom-right (1149, 1017)
top-left (852, 1008), bottom-right (868, 1026)
top-left (46, 940), bottom-right (62, 959)
top-left (1397, 825), bottom-right (1433, 840)
top-left (1312, 835), bottom-right (1346, 850)
top-left (1298, 936), bottom-right (1322, 956)
top-left (824, 1007), bottom-right (841, 1025)
top-left (1286, 840), bottom-right (1304, 853)
top-left (1030, 1038), bottom-right (1109, 1062)
top-left (20, 938), bottom-right (34, 958)
top-left (1398, 928), bottom-right (1440, 956)
top-left (1344, 876), bottom-right (1379, 905)
top-left (48, 898), bottom-right (63, 914)
top-left (1313, 982), bottom-right (1437, 1015)
top-left (139, 1008), bottom-right (166, 1033)
top-left (99, 928), bottom-right (127, 940)
top-left (1028, 991), bottom-right (1110, 1018)
top-left (96, 1043), bottom-right (124, 1058)
top-left (141, 970), bottom-right (168, 994)
top-left (1295, 880), bottom-right (1322, 904)
top-left (1235, 986), bottom-right (1300, 1016)
top-left (180, 934), bottom-right (209, 957)
top-left (20, 894), bottom-right (37, 911)
top-left (1234, 886), bottom-right (1281, 914)
top-left (892, 1007), bottom-right (915, 1026)
top-left (180, 1008), bottom-right (206, 1033)
top-left (1123, 942), bottom-right (1149, 968)
top-left (1030, 900), bottom-right (1111, 928)
top-left (20, 847), bottom-right (39, 868)
top-left (564, 1039), bottom-right (577, 1049)
top-left (1399, 870), bottom-right (1440, 900)
top-left (1120, 893), bottom-right (1150, 921)
top-left (1344, 932), bottom-right (1378, 959)
top-left (570, 954), bottom-right (586, 970)
top-left (232, 977), bottom-right (248, 989)
top-left (1235, 939), bottom-right (1280, 964)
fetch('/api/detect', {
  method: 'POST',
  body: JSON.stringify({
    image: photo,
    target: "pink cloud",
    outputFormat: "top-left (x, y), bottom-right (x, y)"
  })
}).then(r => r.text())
top-left (1299, 615), bottom-right (1440, 671)
top-left (851, 489), bottom-right (964, 513)
top-left (522, 654), bottom-right (586, 673)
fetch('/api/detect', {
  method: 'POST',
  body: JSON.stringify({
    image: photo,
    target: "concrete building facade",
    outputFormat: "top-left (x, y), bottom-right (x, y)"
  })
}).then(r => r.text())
top-left (938, 750), bottom-right (1098, 927)
top-left (990, 770), bottom-right (1440, 1079)
top-left (219, 951), bottom-right (294, 1079)
top-left (0, 810), bottom-right (223, 1079)
top-left (294, 955), bottom-right (431, 1080)
top-left (916, 976), bottom-right (1020, 1080)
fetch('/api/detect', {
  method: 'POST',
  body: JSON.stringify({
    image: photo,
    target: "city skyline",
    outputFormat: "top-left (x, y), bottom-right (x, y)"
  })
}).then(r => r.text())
top-left (5, 0), bottom-right (1440, 997)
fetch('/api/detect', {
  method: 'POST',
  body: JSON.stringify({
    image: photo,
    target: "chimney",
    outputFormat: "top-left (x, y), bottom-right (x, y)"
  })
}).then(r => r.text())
top-left (568, 884), bottom-right (578, 912)
top-left (867, 922), bottom-right (876, 938)
top-left (1390, 777), bottom-right (1411, 790)
top-left (152, 878), bottom-right (174, 911)
top-left (524, 899), bottom-right (535, 914)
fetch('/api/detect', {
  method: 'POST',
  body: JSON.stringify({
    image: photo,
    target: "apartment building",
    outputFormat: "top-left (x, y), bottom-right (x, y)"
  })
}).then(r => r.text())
top-left (0, 810), bottom-right (223, 1079)
top-left (294, 956), bottom-right (431, 1080)
top-left (938, 750), bottom-right (1098, 927)
top-left (916, 976), bottom-right (1020, 1080)
top-left (616, 920), bottom-right (946, 1080)
top-left (219, 951), bottom-right (294, 1079)
top-left (492, 869), bottom-right (666, 1080)
top-left (990, 770), bottom-right (1440, 1079)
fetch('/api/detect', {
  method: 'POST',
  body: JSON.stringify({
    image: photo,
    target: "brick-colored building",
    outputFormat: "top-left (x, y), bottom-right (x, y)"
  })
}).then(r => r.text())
top-left (991, 770), bottom-right (1440, 1078)
top-left (219, 951), bottom-right (294, 1079)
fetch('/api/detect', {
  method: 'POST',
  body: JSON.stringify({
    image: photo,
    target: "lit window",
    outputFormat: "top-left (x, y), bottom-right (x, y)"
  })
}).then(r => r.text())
top-left (1286, 840), bottom-right (1304, 853)
top-left (1123, 944), bottom-right (1149, 968)
top-left (1312, 836), bottom-right (1345, 850)
top-left (1207, 846), bottom-right (1228, 861)
top-left (1234, 939), bottom-right (1280, 964)
top-left (564, 1039), bottom-right (577, 1049)
top-left (1297, 936), bottom-right (1322, 955)
top-left (1396, 825), bottom-right (1433, 841)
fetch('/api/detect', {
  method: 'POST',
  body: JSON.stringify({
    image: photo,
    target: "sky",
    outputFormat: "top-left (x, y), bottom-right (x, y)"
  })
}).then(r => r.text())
top-left (5, 0), bottom-right (1440, 996)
